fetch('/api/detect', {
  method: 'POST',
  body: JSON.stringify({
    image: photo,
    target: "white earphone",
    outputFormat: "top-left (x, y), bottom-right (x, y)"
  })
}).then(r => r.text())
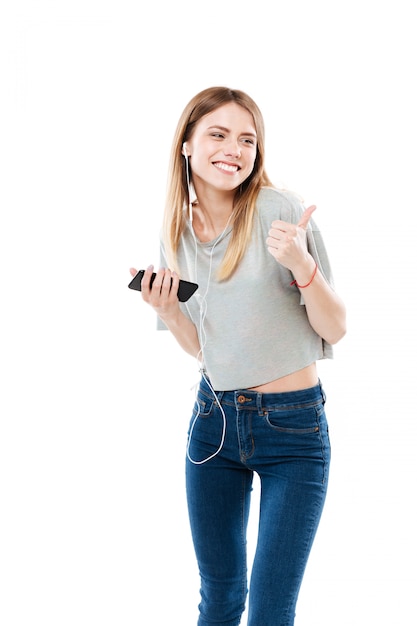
top-left (180, 139), bottom-right (234, 464)
top-left (183, 142), bottom-right (193, 222)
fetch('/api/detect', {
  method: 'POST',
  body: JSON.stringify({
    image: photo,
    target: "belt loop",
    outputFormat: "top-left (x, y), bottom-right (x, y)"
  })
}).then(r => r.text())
top-left (215, 390), bottom-right (224, 406)
top-left (318, 379), bottom-right (326, 404)
top-left (257, 392), bottom-right (264, 416)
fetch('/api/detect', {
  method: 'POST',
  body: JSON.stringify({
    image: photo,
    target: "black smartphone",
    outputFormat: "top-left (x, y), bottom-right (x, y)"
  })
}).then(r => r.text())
top-left (128, 270), bottom-right (198, 302)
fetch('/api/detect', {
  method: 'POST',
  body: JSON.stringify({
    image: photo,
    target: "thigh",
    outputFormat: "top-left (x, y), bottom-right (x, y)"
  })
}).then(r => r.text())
top-left (247, 391), bottom-right (331, 625)
top-left (186, 455), bottom-right (253, 577)
top-left (185, 390), bottom-right (253, 577)
top-left (248, 469), bottom-right (328, 625)
top-left (185, 388), bottom-right (254, 624)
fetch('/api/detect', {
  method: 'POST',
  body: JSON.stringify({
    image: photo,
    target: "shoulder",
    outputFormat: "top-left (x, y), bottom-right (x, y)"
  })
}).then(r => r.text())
top-left (256, 186), bottom-right (306, 223)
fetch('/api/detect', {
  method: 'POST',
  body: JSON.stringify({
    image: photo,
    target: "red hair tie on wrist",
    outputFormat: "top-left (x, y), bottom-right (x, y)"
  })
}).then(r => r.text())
top-left (290, 262), bottom-right (318, 288)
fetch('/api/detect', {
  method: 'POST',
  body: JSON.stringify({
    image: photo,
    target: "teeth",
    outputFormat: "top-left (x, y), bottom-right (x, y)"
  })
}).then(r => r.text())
top-left (214, 162), bottom-right (238, 172)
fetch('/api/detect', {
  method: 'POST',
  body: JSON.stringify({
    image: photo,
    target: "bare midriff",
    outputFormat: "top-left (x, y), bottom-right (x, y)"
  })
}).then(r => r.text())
top-left (248, 363), bottom-right (318, 393)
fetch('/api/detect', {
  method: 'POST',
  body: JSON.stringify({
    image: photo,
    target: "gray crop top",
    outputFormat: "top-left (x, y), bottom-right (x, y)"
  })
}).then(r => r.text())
top-left (158, 186), bottom-right (334, 391)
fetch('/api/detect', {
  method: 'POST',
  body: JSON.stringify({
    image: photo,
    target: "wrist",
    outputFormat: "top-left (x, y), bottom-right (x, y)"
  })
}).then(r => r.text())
top-left (290, 256), bottom-right (317, 288)
top-left (156, 304), bottom-right (180, 323)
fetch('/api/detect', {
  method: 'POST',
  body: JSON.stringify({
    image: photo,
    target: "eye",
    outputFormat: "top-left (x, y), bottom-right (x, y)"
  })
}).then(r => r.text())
top-left (210, 132), bottom-right (225, 139)
top-left (242, 137), bottom-right (256, 146)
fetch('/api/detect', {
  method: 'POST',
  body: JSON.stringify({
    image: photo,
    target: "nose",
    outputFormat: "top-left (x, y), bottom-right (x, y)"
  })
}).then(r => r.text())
top-left (223, 138), bottom-right (241, 159)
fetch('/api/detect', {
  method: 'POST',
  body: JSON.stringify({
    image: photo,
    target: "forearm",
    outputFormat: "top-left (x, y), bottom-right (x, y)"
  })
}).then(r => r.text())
top-left (292, 256), bottom-right (347, 345)
top-left (134, 266), bottom-right (202, 358)
top-left (159, 309), bottom-right (202, 358)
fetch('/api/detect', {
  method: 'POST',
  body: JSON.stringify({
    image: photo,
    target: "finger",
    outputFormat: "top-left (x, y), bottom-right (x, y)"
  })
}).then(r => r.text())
top-left (268, 227), bottom-right (288, 241)
top-left (160, 269), bottom-right (180, 300)
top-left (297, 205), bottom-right (316, 229)
top-left (129, 267), bottom-right (138, 277)
top-left (270, 219), bottom-right (288, 232)
top-left (140, 265), bottom-right (156, 293)
top-left (266, 235), bottom-right (282, 249)
top-left (160, 269), bottom-right (174, 298)
top-left (148, 267), bottom-right (164, 295)
top-left (171, 271), bottom-right (180, 297)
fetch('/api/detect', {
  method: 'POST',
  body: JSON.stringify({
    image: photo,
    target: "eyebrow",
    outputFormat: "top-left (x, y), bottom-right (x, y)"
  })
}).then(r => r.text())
top-left (207, 125), bottom-right (257, 138)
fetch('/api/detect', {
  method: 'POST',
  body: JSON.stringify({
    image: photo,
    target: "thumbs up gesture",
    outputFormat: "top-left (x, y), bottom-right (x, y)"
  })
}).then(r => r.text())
top-left (297, 205), bottom-right (316, 230)
top-left (266, 205), bottom-right (316, 271)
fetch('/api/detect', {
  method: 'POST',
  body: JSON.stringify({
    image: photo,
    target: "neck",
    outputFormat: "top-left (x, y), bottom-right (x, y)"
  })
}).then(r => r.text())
top-left (191, 185), bottom-right (235, 236)
top-left (191, 198), bottom-right (234, 243)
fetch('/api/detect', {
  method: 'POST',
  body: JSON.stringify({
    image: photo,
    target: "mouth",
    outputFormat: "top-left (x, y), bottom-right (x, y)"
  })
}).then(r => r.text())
top-left (213, 161), bottom-right (240, 173)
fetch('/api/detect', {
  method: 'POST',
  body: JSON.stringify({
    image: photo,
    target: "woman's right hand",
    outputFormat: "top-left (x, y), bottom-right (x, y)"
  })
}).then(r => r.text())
top-left (129, 265), bottom-right (201, 358)
top-left (129, 265), bottom-right (181, 320)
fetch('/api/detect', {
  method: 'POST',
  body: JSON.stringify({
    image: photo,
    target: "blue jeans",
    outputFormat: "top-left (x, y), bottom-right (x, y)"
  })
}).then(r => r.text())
top-left (185, 375), bottom-right (330, 626)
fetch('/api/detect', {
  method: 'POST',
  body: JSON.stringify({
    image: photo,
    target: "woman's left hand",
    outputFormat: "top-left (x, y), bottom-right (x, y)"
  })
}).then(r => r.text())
top-left (266, 205), bottom-right (316, 272)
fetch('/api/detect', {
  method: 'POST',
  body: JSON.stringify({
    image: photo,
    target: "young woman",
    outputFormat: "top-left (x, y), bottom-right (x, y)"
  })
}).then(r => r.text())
top-left (130, 86), bottom-right (346, 626)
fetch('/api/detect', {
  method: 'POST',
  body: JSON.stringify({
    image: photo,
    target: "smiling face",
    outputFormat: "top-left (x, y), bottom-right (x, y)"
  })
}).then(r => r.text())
top-left (186, 102), bottom-right (258, 197)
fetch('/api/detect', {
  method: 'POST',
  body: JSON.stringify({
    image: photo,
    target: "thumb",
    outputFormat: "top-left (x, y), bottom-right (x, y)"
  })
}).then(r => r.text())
top-left (297, 205), bottom-right (316, 230)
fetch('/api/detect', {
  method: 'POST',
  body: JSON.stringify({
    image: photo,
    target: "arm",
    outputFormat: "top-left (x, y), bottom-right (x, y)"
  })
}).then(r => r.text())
top-left (130, 266), bottom-right (201, 358)
top-left (287, 254), bottom-right (346, 344)
top-left (266, 206), bottom-right (346, 345)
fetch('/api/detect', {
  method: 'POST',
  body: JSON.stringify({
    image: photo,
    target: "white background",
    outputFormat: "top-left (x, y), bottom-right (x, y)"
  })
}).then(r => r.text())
top-left (1, 1), bottom-right (416, 624)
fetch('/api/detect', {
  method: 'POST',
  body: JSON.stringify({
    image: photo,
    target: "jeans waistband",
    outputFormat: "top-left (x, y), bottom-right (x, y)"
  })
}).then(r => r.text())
top-left (199, 373), bottom-right (326, 411)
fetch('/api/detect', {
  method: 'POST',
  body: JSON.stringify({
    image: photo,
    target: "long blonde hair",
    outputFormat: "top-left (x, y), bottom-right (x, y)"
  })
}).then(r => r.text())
top-left (163, 86), bottom-right (273, 281)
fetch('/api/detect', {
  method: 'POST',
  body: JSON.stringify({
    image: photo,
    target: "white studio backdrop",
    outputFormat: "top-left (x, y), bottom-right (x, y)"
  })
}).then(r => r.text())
top-left (1, 1), bottom-right (416, 625)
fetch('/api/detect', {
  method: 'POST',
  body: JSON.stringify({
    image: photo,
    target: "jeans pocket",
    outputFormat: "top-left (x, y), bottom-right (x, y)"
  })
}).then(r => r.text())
top-left (265, 403), bottom-right (323, 434)
top-left (192, 392), bottom-right (216, 418)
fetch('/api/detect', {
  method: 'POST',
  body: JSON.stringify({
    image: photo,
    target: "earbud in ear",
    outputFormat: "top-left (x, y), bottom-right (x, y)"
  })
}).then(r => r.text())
top-left (182, 141), bottom-right (192, 222)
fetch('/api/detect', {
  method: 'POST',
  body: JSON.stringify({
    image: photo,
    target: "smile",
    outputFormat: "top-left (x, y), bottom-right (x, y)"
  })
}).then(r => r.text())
top-left (213, 162), bottom-right (240, 173)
